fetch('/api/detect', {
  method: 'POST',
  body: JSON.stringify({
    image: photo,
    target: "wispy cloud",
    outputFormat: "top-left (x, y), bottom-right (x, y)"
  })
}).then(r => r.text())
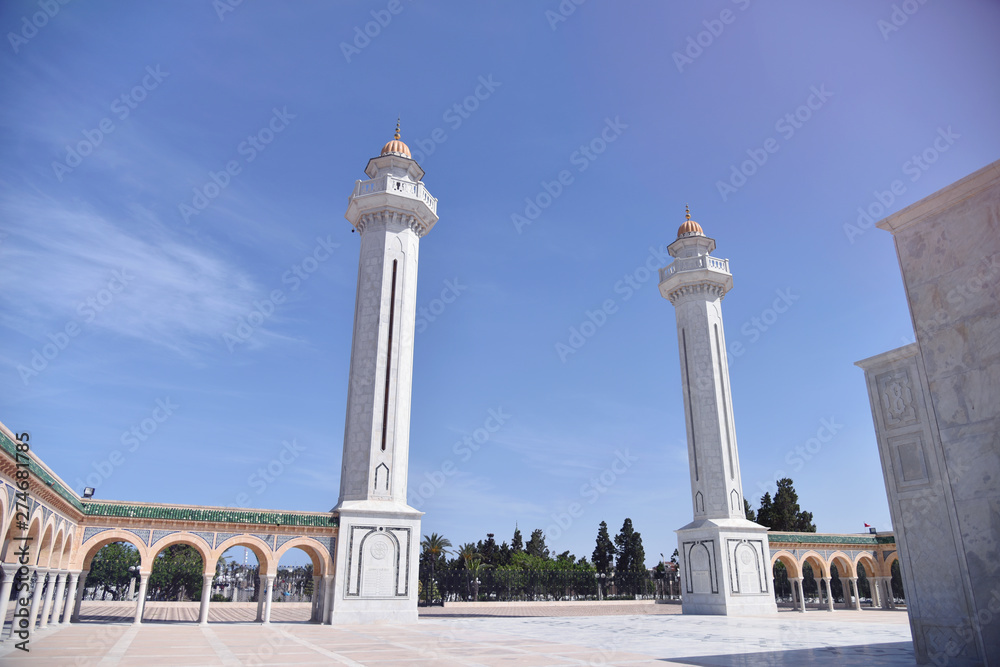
top-left (0, 191), bottom-right (262, 356)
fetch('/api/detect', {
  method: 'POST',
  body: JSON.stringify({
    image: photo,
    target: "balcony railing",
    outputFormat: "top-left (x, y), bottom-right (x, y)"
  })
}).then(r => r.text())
top-left (659, 255), bottom-right (730, 283)
top-left (351, 175), bottom-right (438, 214)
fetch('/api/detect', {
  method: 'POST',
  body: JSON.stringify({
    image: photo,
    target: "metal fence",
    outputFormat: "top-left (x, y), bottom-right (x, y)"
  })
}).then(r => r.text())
top-left (419, 570), bottom-right (674, 605)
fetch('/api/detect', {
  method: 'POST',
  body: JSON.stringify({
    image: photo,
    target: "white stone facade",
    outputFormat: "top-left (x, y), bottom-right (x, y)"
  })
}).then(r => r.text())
top-left (857, 160), bottom-right (1000, 665)
top-left (659, 219), bottom-right (777, 616)
top-left (330, 145), bottom-right (437, 624)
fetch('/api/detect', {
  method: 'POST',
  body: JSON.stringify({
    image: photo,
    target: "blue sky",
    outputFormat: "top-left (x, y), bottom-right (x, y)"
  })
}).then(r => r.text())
top-left (2, 1), bottom-right (998, 569)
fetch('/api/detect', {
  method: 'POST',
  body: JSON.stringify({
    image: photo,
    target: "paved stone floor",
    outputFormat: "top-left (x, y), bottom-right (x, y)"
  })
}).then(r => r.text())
top-left (0, 605), bottom-right (914, 666)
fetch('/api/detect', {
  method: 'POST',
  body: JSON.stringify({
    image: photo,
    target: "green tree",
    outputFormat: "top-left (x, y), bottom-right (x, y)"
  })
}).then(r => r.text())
top-left (756, 492), bottom-right (774, 528)
top-left (149, 544), bottom-right (204, 601)
top-left (456, 543), bottom-right (480, 569)
top-left (478, 533), bottom-right (499, 566)
top-left (511, 526), bottom-right (523, 554)
top-left (497, 541), bottom-right (512, 566)
top-left (87, 542), bottom-right (140, 601)
top-left (767, 478), bottom-right (816, 532)
top-left (525, 529), bottom-right (549, 560)
top-left (744, 498), bottom-right (756, 522)
top-left (591, 521), bottom-right (615, 573)
top-left (421, 533), bottom-right (452, 573)
top-left (613, 518), bottom-right (646, 573)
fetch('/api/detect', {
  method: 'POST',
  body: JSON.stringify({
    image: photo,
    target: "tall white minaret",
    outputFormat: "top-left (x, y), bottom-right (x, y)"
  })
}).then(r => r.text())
top-left (659, 207), bottom-right (776, 616)
top-left (329, 122), bottom-right (437, 624)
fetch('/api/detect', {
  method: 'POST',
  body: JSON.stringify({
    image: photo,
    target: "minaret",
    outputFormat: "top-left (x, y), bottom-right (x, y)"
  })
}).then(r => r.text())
top-left (329, 122), bottom-right (438, 624)
top-left (659, 207), bottom-right (776, 616)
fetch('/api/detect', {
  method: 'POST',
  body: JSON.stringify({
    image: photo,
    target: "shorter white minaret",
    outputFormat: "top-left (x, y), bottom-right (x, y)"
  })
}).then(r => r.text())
top-left (329, 123), bottom-right (438, 624)
top-left (659, 207), bottom-right (776, 616)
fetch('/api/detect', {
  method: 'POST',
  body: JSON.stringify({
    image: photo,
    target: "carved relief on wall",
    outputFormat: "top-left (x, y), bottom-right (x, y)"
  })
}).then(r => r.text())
top-left (726, 539), bottom-right (768, 595)
top-left (684, 540), bottom-right (718, 595)
top-left (875, 368), bottom-right (918, 429)
top-left (344, 525), bottom-right (412, 598)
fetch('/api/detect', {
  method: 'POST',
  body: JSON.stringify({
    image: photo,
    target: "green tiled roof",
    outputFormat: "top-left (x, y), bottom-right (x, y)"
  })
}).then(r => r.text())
top-left (0, 430), bottom-right (84, 511)
top-left (83, 502), bottom-right (338, 527)
top-left (769, 532), bottom-right (895, 546)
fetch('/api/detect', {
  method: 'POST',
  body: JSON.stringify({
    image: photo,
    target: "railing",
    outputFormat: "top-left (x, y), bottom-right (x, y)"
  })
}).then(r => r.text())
top-left (352, 175), bottom-right (438, 214)
top-left (658, 255), bottom-right (730, 283)
top-left (418, 569), bottom-right (664, 605)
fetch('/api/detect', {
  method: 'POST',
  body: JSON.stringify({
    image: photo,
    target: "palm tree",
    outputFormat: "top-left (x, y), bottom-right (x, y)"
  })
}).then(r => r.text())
top-left (421, 533), bottom-right (452, 603)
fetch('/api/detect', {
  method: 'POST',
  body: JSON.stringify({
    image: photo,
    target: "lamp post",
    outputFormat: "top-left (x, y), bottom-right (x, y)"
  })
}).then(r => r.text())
top-left (594, 571), bottom-right (606, 601)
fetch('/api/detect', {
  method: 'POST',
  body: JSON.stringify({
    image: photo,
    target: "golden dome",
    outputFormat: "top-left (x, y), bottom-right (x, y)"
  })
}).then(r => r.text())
top-left (677, 204), bottom-right (704, 237)
top-left (380, 119), bottom-right (411, 158)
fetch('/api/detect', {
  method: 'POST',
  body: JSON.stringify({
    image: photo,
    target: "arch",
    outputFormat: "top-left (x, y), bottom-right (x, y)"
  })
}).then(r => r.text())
top-left (770, 550), bottom-right (800, 578)
top-left (212, 535), bottom-right (275, 576)
top-left (75, 529), bottom-right (149, 571)
top-left (799, 551), bottom-right (828, 579)
top-left (0, 504), bottom-right (16, 562)
top-left (5, 511), bottom-right (43, 564)
top-left (35, 513), bottom-right (58, 567)
top-left (275, 537), bottom-right (334, 577)
top-left (58, 528), bottom-right (76, 570)
top-left (883, 550), bottom-right (899, 572)
top-left (46, 526), bottom-right (65, 570)
top-left (148, 533), bottom-right (212, 574)
top-left (854, 552), bottom-right (881, 578)
top-left (829, 551), bottom-right (855, 578)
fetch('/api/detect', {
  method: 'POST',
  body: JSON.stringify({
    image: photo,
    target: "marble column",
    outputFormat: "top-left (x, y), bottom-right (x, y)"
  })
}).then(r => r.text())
top-left (38, 570), bottom-right (58, 629)
top-left (61, 572), bottom-right (80, 624)
top-left (47, 572), bottom-right (67, 626)
top-left (71, 571), bottom-right (88, 622)
top-left (790, 577), bottom-right (806, 612)
top-left (255, 576), bottom-right (265, 622)
top-left (822, 577), bottom-right (834, 611)
top-left (849, 577), bottom-right (861, 611)
top-left (838, 577), bottom-right (849, 609)
top-left (27, 569), bottom-right (46, 632)
top-left (133, 573), bottom-right (149, 624)
top-left (262, 575), bottom-right (275, 624)
top-left (0, 564), bottom-right (19, 642)
top-left (884, 577), bottom-right (896, 609)
top-left (322, 575), bottom-right (334, 624)
top-left (198, 574), bottom-right (214, 624)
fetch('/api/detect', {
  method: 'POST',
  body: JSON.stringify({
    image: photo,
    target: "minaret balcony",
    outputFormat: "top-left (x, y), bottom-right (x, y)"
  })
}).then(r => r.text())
top-left (658, 255), bottom-right (733, 300)
top-left (350, 175), bottom-right (438, 215)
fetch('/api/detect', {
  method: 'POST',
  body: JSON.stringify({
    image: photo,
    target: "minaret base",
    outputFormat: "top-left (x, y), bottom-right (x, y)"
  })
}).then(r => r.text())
top-left (676, 517), bottom-right (778, 616)
top-left (329, 503), bottom-right (422, 625)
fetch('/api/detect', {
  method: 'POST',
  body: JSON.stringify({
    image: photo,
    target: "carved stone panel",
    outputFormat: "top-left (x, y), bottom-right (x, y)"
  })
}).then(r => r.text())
top-left (876, 368), bottom-right (919, 429)
top-left (684, 540), bottom-right (718, 595)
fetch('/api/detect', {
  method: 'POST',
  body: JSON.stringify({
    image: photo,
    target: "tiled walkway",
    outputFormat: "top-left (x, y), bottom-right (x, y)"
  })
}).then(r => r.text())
top-left (0, 605), bottom-right (914, 666)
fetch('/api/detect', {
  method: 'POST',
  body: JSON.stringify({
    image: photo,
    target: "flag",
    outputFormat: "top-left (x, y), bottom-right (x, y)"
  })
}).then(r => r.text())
top-left (864, 522), bottom-right (871, 527)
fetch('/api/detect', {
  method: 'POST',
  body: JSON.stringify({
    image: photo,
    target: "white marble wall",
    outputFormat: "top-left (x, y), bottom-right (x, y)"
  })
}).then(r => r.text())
top-left (860, 160), bottom-right (1000, 665)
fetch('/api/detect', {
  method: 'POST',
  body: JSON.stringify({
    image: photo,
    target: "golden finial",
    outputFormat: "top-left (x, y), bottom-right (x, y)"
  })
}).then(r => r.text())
top-left (394, 117), bottom-right (401, 140)
top-left (685, 204), bottom-right (691, 221)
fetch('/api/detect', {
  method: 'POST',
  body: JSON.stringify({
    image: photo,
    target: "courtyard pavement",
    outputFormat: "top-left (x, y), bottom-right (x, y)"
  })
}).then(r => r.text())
top-left (0, 603), bottom-right (914, 666)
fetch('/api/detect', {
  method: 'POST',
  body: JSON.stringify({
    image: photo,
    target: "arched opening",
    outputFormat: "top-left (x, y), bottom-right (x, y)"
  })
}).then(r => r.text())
top-left (856, 557), bottom-right (876, 604)
top-left (84, 542), bottom-right (141, 602)
top-left (830, 555), bottom-right (853, 606)
top-left (801, 561), bottom-right (818, 600)
top-left (272, 544), bottom-right (324, 623)
top-left (890, 557), bottom-right (905, 604)
top-left (143, 539), bottom-right (208, 623)
top-left (770, 553), bottom-right (798, 606)
top-left (208, 543), bottom-right (263, 623)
